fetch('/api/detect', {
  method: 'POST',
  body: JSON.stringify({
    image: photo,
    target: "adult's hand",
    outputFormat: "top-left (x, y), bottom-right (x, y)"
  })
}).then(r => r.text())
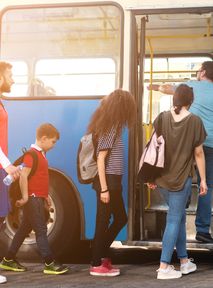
top-left (5, 164), bottom-right (21, 180)
top-left (147, 183), bottom-right (157, 190)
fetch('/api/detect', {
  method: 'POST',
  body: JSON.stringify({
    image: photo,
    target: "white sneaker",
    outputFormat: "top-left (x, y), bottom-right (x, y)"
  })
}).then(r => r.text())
top-left (0, 275), bottom-right (7, 284)
top-left (157, 265), bottom-right (182, 280)
top-left (180, 258), bottom-right (197, 275)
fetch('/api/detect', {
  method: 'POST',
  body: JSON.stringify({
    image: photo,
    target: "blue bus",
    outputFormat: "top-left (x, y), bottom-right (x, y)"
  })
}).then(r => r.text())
top-left (0, 0), bottom-right (213, 258)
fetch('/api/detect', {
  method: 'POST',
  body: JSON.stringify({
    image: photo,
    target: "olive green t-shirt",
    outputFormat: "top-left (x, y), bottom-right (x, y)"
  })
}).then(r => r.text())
top-left (154, 111), bottom-right (206, 191)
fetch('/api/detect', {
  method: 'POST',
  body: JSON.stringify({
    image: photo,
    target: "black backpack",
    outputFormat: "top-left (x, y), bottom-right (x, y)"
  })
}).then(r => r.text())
top-left (9, 149), bottom-right (38, 211)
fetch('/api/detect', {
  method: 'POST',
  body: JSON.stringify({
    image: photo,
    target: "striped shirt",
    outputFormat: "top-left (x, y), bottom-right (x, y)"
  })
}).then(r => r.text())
top-left (96, 128), bottom-right (124, 175)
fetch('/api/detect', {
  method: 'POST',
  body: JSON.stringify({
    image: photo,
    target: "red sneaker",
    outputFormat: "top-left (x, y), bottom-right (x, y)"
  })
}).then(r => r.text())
top-left (101, 258), bottom-right (120, 273)
top-left (90, 263), bottom-right (120, 276)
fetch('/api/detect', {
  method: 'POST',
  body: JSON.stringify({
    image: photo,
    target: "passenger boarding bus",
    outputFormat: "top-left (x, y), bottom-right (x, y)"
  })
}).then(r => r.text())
top-left (0, 0), bottom-right (213, 258)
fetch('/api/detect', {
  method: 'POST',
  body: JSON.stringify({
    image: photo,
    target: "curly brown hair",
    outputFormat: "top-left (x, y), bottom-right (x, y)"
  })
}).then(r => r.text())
top-left (87, 89), bottom-right (136, 137)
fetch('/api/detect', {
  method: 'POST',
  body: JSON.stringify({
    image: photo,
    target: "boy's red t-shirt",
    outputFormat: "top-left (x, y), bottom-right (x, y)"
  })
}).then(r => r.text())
top-left (23, 148), bottom-right (49, 198)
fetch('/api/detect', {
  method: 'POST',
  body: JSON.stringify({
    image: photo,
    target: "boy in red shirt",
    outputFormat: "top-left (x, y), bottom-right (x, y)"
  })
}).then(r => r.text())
top-left (0, 123), bottom-right (69, 275)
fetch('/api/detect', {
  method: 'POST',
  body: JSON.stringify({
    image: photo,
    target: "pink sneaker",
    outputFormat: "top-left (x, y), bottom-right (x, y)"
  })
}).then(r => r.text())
top-left (90, 263), bottom-right (120, 276)
top-left (102, 258), bottom-right (120, 273)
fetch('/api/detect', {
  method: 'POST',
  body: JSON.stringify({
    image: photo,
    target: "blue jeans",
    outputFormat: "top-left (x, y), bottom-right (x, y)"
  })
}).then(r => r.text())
top-left (195, 146), bottom-right (213, 234)
top-left (159, 177), bottom-right (192, 264)
top-left (7, 197), bottom-right (53, 262)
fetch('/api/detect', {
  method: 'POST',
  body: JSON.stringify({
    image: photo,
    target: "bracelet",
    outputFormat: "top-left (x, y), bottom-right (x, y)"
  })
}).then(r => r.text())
top-left (101, 189), bottom-right (109, 193)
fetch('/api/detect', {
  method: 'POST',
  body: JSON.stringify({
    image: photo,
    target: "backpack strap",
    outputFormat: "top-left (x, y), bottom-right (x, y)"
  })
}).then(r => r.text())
top-left (13, 149), bottom-right (39, 179)
top-left (24, 150), bottom-right (39, 178)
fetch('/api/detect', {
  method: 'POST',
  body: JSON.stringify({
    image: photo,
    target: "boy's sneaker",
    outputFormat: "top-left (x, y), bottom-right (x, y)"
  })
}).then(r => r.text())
top-left (101, 258), bottom-right (120, 273)
top-left (0, 257), bottom-right (27, 272)
top-left (43, 261), bottom-right (69, 275)
top-left (157, 265), bottom-right (182, 280)
top-left (180, 258), bottom-right (197, 275)
top-left (90, 263), bottom-right (120, 276)
top-left (0, 275), bottom-right (7, 284)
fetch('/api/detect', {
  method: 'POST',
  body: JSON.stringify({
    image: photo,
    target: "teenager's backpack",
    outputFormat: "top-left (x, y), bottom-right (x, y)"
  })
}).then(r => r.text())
top-left (77, 133), bottom-right (98, 184)
top-left (9, 149), bottom-right (38, 211)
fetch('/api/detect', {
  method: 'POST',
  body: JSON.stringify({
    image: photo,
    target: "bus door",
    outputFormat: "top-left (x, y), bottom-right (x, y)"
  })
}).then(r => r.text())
top-left (130, 7), bottom-right (213, 249)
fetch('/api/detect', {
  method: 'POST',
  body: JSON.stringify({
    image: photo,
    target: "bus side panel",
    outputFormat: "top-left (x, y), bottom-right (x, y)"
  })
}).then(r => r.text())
top-left (6, 99), bottom-right (128, 240)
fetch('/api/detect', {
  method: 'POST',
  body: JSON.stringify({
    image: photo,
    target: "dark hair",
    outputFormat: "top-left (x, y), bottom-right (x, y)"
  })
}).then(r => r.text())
top-left (0, 61), bottom-right (12, 76)
top-left (173, 84), bottom-right (194, 114)
top-left (36, 123), bottom-right (60, 140)
top-left (87, 89), bottom-right (136, 136)
top-left (201, 61), bottom-right (213, 81)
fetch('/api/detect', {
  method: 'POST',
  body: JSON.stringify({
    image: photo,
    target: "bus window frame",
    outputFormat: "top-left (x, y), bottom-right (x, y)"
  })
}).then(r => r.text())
top-left (0, 1), bottom-right (124, 100)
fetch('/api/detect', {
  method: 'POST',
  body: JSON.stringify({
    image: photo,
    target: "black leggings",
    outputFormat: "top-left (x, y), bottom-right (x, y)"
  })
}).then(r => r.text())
top-left (91, 175), bottom-right (127, 267)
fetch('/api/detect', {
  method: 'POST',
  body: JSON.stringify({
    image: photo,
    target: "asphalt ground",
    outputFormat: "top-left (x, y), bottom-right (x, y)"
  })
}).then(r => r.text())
top-left (0, 246), bottom-right (212, 288)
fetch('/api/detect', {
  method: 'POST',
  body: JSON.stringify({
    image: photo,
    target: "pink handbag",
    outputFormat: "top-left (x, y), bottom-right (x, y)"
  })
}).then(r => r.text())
top-left (138, 112), bottom-right (165, 182)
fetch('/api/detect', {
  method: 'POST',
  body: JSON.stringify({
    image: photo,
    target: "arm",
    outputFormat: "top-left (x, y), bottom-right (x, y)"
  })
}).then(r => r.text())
top-left (0, 147), bottom-right (21, 180)
top-left (147, 84), bottom-right (176, 95)
top-left (194, 145), bottom-right (207, 196)
top-left (97, 150), bottom-right (110, 203)
top-left (16, 167), bottom-right (31, 207)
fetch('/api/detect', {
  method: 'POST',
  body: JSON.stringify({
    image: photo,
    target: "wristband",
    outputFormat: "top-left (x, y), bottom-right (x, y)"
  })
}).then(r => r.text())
top-left (101, 189), bottom-right (109, 193)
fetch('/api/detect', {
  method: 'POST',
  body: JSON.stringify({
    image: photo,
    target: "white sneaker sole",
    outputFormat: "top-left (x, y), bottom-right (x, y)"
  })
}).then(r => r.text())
top-left (157, 273), bottom-right (182, 280)
top-left (181, 266), bottom-right (197, 275)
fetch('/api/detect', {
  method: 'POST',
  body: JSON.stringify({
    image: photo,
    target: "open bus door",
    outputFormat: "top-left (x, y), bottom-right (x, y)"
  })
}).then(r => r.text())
top-left (129, 8), bottom-right (213, 251)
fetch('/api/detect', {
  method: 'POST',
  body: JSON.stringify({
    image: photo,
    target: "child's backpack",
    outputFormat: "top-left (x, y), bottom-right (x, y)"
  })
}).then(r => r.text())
top-left (9, 149), bottom-right (38, 210)
top-left (77, 133), bottom-right (98, 184)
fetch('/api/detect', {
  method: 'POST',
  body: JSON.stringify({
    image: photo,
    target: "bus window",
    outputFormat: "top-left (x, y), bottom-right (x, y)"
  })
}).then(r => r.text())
top-left (144, 56), bottom-right (212, 123)
top-left (35, 58), bottom-right (116, 96)
top-left (1, 5), bottom-right (122, 97)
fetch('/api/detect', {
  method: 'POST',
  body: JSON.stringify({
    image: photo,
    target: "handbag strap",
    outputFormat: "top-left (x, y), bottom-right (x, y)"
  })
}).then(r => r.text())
top-left (155, 112), bottom-right (163, 137)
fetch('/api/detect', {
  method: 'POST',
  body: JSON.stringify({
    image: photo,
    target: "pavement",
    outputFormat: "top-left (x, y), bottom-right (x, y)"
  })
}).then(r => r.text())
top-left (0, 259), bottom-right (212, 288)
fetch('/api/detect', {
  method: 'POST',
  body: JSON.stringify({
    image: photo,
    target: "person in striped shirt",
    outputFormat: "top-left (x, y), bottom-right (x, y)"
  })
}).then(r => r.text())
top-left (87, 89), bottom-right (136, 277)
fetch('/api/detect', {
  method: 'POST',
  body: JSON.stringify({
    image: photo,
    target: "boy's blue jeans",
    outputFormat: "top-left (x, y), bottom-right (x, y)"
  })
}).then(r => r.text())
top-left (7, 197), bottom-right (53, 262)
top-left (159, 177), bottom-right (192, 264)
top-left (195, 146), bottom-right (213, 234)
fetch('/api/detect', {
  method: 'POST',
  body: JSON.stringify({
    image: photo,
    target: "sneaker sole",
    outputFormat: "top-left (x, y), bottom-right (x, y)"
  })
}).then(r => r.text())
top-left (43, 268), bottom-right (69, 275)
top-left (157, 273), bottom-right (182, 280)
top-left (90, 271), bottom-right (120, 276)
top-left (0, 279), bottom-right (6, 284)
top-left (0, 264), bottom-right (26, 272)
top-left (181, 267), bottom-right (197, 275)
